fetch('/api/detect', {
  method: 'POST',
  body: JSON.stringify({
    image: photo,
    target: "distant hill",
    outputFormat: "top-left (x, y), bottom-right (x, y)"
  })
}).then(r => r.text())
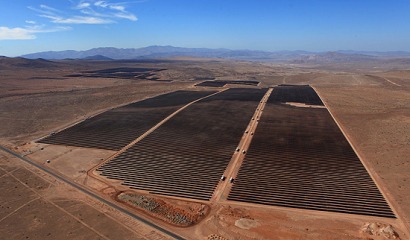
top-left (82, 55), bottom-right (114, 60)
top-left (0, 56), bottom-right (63, 69)
top-left (21, 46), bottom-right (319, 62)
top-left (336, 50), bottom-right (410, 58)
top-left (21, 46), bottom-right (228, 60)
top-left (291, 52), bottom-right (379, 64)
top-left (18, 46), bottom-right (410, 63)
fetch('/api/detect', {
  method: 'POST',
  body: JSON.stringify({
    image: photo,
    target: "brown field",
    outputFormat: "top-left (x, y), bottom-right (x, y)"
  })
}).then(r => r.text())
top-left (0, 57), bottom-right (409, 239)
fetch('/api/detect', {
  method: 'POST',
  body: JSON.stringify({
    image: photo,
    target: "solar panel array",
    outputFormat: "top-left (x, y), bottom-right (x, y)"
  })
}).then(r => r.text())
top-left (39, 82), bottom-right (394, 218)
top-left (98, 88), bottom-right (267, 200)
top-left (268, 84), bottom-right (324, 105)
top-left (39, 90), bottom-right (216, 150)
top-left (195, 80), bottom-right (260, 87)
top-left (228, 85), bottom-right (395, 218)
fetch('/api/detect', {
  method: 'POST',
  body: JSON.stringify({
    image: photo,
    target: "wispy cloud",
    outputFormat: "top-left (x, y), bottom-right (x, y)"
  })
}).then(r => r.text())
top-left (80, 0), bottom-right (138, 21)
top-left (40, 14), bottom-right (113, 24)
top-left (0, 27), bottom-right (36, 40)
top-left (2, 1), bottom-right (138, 40)
top-left (113, 12), bottom-right (137, 21)
top-left (94, 1), bottom-right (125, 11)
top-left (28, 4), bottom-right (62, 16)
top-left (77, 2), bottom-right (91, 9)
top-left (0, 26), bottom-right (70, 40)
top-left (39, 4), bottom-right (61, 13)
top-left (29, 1), bottom-right (138, 25)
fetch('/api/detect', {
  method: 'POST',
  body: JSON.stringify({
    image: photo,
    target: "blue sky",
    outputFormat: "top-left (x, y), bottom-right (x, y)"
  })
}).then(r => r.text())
top-left (1, 0), bottom-right (410, 56)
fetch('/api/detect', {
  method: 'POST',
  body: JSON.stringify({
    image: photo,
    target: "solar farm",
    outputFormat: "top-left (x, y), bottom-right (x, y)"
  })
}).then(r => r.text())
top-left (228, 85), bottom-right (395, 218)
top-left (39, 90), bottom-right (216, 150)
top-left (37, 84), bottom-right (395, 221)
top-left (98, 88), bottom-right (266, 200)
top-left (195, 80), bottom-right (260, 87)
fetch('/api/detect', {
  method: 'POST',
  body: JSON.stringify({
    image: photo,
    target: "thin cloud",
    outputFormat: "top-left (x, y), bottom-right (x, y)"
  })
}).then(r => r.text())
top-left (85, 0), bottom-right (137, 21)
top-left (28, 6), bottom-right (56, 16)
top-left (40, 14), bottom-right (113, 24)
top-left (114, 12), bottom-right (137, 21)
top-left (40, 4), bottom-right (60, 12)
top-left (94, 1), bottom-right (125, 11)
top-left (0, 27), bottom-right (36, 40)
top-left (0, 26), bottom-right (70, 40)
top-left (29, 1), bottom-right (138, 26)
top-left (94, 1), bottom-right (109, 8)
top-left (77, 2), bottom-right (91, 9)
top-left (110, 5), bottom-right (125, 11)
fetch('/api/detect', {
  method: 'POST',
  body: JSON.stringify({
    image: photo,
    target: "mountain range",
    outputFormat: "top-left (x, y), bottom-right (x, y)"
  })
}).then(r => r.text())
top-left (19, 45), bottom-right (410, 64)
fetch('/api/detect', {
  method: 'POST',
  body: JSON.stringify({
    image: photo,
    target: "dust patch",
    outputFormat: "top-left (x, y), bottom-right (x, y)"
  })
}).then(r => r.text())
top-left (208, 234), bottom-right (229, 240)
top-left (235, 218), bottom-right (260, 230)
top-left (361, 222), bottom-right (400, 240)
top-left (117, 192), bottom-right (209, 227)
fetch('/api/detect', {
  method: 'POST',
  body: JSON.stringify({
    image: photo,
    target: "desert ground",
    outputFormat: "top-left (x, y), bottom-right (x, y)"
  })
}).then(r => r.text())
top-left (0, 57), bottom-right (409, 239)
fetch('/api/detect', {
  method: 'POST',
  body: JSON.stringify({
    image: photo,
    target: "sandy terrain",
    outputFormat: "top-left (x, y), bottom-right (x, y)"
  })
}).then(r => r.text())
top-left (315, 83), bottom-right (410, 232)
top-left (0, 57), bottom-right (409, 239)
top-left (0, 151), bottom-right (173, 240)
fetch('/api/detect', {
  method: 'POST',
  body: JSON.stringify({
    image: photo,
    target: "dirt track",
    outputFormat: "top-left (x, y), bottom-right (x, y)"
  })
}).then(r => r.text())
top-left (213, 88), bottom-right (272, 202)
